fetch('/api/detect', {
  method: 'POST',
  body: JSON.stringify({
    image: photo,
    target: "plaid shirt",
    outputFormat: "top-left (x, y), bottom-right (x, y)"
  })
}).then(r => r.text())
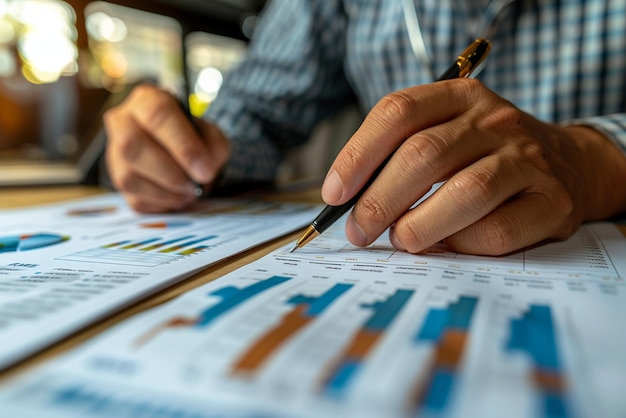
top-left (206, 0), bottom-right (626, 183)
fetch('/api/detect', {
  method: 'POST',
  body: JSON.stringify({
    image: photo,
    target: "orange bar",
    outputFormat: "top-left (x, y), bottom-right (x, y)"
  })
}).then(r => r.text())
top-left (342, 329), bottom-right (381, 358)
top-left (141, 222), bottom-right (169, 228)
top-left (134, 316), bottom-right (197, 348)
top-left (533, 369), bottom-right (567, 393)
top-left (405, 330), bottom-right (469, 413)
top-left (433, 330), bottom-right (468, 369)
top-left (232, 306), bottom-right (311, 373)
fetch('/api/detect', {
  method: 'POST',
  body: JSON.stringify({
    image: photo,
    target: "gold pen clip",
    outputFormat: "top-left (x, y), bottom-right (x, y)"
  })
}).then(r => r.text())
top-left (457, 38), bottom-right (492, 78)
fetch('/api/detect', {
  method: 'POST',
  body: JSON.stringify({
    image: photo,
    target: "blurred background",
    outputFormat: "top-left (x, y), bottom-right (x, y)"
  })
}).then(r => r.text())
top-left (0, 0), bottom-right (264, 184)
top-left (0, 0), bottom-right (359, 188)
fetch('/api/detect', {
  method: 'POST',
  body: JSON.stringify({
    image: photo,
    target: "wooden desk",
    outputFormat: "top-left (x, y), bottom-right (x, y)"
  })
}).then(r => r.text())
top-left (0, 186), bottom-right (106, 209)
top-left (0, 185), bottom-right (321, 381)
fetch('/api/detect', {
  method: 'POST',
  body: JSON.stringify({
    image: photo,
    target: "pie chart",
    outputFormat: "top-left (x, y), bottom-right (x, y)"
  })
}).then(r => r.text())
top-left (0, 233), bottom-right (70, 253)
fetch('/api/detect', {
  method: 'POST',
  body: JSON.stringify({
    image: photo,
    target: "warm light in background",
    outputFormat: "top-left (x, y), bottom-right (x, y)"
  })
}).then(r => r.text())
top-left (0, 0), bottom-right (252, 111)
top-left (186, 32), bottom-right (246, 116)
top-left (0, 0), bottom-right (78, 84)
top-left (195, 67), bottom-right (223, 102)
top-left (84, 1), bottom-right (184, 93)
top-left (86, 11), bottom-right (127, 43)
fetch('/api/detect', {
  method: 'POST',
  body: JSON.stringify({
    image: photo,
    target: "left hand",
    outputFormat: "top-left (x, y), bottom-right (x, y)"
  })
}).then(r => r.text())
top-left (321, 79), bottom-right (626, 255)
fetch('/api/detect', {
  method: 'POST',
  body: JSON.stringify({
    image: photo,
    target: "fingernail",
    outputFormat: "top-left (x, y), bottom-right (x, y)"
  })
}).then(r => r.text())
top-left (321, 170), bottom-right (343, 204)
top-left (190, 158), bottom-right (213, 182)
top-left (389, 227), bottom-right (407, 251)
top-left (346, 214), bottom-right (368, 246)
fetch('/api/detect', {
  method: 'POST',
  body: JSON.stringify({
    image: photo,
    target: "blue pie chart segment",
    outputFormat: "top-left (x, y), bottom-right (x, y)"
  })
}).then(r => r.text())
top-left (0, 234), bottom-right (69, 253)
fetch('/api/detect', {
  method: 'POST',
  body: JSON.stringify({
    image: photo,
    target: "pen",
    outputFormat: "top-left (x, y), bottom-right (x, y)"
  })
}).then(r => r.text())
top-left (290, 38), bottom-right (492, 253)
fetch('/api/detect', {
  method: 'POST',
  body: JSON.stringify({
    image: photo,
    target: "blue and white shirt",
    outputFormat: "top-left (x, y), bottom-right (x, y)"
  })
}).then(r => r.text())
top-left (206, 0), bottom-right (626, 183)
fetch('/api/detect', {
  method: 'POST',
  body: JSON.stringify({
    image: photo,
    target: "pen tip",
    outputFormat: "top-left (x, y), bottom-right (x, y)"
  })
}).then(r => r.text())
top-left (289, 245), bottom-right (298, 253)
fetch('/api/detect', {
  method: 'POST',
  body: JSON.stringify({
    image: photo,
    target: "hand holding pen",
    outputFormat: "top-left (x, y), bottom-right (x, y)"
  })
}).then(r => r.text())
top-left (292, 39), bottom-right (491, 252)
top-left (103, 84), bottom-right (229, 212)
top-left (294, 37), bottom-right (612, 256)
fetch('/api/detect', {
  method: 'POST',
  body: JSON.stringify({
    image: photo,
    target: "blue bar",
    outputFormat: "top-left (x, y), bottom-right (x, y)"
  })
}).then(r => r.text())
top-left (135, 238), bottom-right (160, 245)
top-left (121, 238), bottom-right (161, 249)
top-left (140, 235), bottom-right (195, 250)
top-left (415, 296), bottom-right (478, 342)
top-left (362, 289), bottom-right (414, 331)
top-left (195, 276), bottom-right (290, 327)
top-left (544, 392), bottom-right (568, 418)
top-left (324, 360), bottom-right (360, 396)
top-left (507, 305), bottom-right (560, 370)
top-left (289, 283), bottom-right (353, 317)
top-left (103, 240), bottom-right (130, 248)
top-left (447, 297), bottom-right (478, 330)
top-left (416, 309), bottom-right (449, 342)
top-left (507, 304), bottom-right (569, 418)
top-left (422, 369), bottom-right (455, 412)
top-left (177, 235), bottom-right (218, 247)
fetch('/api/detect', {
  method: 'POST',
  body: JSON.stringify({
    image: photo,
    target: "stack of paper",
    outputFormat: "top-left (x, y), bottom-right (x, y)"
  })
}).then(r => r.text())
top-left (1, 207), bottom-right (624, 418)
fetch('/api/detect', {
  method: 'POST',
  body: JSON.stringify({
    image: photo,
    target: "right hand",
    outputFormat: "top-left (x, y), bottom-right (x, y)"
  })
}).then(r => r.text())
top-left (103, 84), bottom-right (229, 212)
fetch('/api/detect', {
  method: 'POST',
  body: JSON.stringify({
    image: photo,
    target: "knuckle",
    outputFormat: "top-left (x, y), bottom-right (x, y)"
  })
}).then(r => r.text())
top-left (546, 184), bottom-right (575, 225)
top-left (479, 214), bottom-right (517, 255)
top-left (521, 141), bottom-right (545, 161)
top-left (400, 134), bottom-right (447, 178)
top-left (115, 133), bottom-right (141, 162)
top-left (358, 193), bottom-right (393, 226)
top-left (337, 142), bottom-right (372, 176)
top-left (176, 143), bottom-right (201, 165)
top-left (112, 169), bottom-right (135, 192)
top-left (392, 220), bottom-right (422, 253)
top-left (140, 93), bottom-right (178, 132)
top-left (478, 102), bottom-right (523, 133)
top-left (446, 169), bottom-right (497, 215)
top-left (555, 191), bottom-right (574, 219)
top-left (461, 77), bottom-right (484, 92)
top-left (129, 84), bottom-right (160, 103)
top-left (377, 92), bottom-right (414, 124)
top-left (443, 78), bottom-right (483, 111)
top-left (452, 78), bottom-right (483, 101)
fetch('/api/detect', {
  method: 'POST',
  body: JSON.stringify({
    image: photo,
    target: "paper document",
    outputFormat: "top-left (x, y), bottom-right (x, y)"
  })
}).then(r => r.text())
top-left (0, 193), bottom-right (322, 369)
top-left (0, 217), bottom-right (625, 418)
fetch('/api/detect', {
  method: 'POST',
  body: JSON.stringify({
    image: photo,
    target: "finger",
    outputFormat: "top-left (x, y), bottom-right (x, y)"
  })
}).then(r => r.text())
top-left (346, 116), bottom-right (499, 245)
top-left (107, 146), bottom-right (197, 212)
top-left (115, 171), bottom-right (196, 213)
top-left (441, 184), bottom-right (575, 255)
top-left (386, 151), bottom-right (536, 252)
top-left (127, 85), bottom-right (218, 184)
top-left (107, 118), bottom-right (199, 198)
top-left (322, 79), bottom-right (482, 205)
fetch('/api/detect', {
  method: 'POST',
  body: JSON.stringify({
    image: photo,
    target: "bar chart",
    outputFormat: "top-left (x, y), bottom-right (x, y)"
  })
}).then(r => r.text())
top-left (2, 214), bottom-right (625, 418)
top-left (507, 305), bottom-right (569, 418)
top-left (135, 275), bottom-right (292, 346)
top-left (231, 283), bottom-right (352, 375)
top-left (57, 234), bottom-right (220, 267)
top-left (321, 289), bottom-right (415, 397)
top-left (406, 296), bottom-right (478, 414)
